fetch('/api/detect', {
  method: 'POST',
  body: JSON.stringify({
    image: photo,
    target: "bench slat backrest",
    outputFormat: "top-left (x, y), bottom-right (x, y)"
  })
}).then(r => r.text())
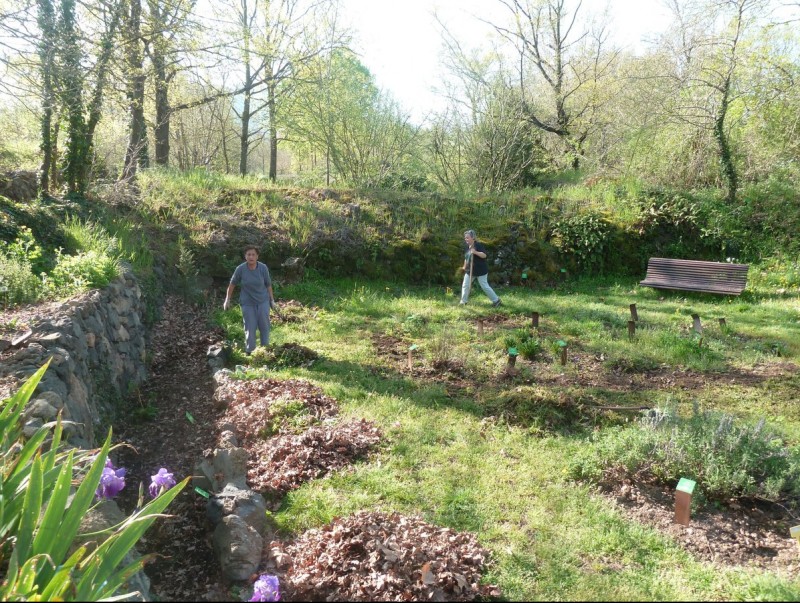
top-left (640, 258), bottom-right (749, 295)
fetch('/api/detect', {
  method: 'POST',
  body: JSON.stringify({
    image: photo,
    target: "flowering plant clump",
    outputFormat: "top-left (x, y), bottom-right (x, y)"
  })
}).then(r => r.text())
top-left (149, 467), bottom-right (176, 498)
top-left (250, 574), bottom-right (280, 602)
top-left (96, 459), bottom-right (127, 500)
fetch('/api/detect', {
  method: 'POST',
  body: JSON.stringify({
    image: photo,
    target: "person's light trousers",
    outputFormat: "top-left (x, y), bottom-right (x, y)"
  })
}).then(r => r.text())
top-left (242, 303), bottom-right (270, 352)
top-left (460, 273), bottom-right (499, 304)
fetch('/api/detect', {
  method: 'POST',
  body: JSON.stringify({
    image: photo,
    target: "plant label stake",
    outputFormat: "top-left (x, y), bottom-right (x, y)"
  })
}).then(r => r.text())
top-left (558, 340), bottom-right (567, 366)
top-left (408, 344), bottom-right (418, 370)
top-left (629, 303), bottom-right (639, 321)
top-left (194, 486), bottom-right (211, 498)
top-left (478, 319), bottom-right (484, 335)
top-left (505, 347), bottom-right (518, 376)
top-left (531, 312), bottom-right (539, 329)
top-left (628, 320), bottom-right (636, 340)
top-left (185, 411), bottom-right (195, 424)
top-left (675, 478), bottom-right (696, 526)
top-left (691, 314), bottom-right (702, 335)
top-left (790, 525), bottom-right (800, 546)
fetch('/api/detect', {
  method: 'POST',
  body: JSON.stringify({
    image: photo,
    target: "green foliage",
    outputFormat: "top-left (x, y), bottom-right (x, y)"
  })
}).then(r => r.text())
top-left (484, 386), bottom-right (589, 436)
top-left (569, 405), bottom-right (800, 504)
top-left (248, 343), bottom-right (320, 369)
top-left (176, 235), bottom-right (199, 300)
top-left (0, 253), bottom-right (42, 306)
top-left (551, 213), bottom-right (612, 272)
top-left (43, 249), bottom-right (120, 298)
top-left (0, 225), bottom-right (47, 273)
top-left (0, 363), bottom-right (188, 600)
top-left (260, 398), bottom-right (313, 437)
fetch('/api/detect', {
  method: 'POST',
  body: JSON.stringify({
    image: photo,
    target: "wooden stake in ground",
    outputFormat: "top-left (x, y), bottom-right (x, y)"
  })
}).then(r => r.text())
top-left (407, 344), bottom-right (418, 370)
top-left (558, 340), bottom-right (567, 366)
top-left (691, 313), bottom-right (702, 334)
top-left (506, 347), bottom-right (518, 376)
top-left (719, 317), bottom-right (727, 328)
top-left (531, 312), bottom-right (539, 328)
top-left (477, 319), bottom-right (484, 335)
top-left (629, 303), bottom-right (638, 321)
top-left (674, 477), bottom-right (696, 526)
top-left (627, 320), bottom-right (636, 340)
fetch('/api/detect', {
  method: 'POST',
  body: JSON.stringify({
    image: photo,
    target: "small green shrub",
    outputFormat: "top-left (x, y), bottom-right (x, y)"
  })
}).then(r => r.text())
top-left (518, 338), bottom-right (542, 360)
top-left (551, 213), bottom-right (612, 272)
top-left (569, 405), bottom-right (800, 504)
top-left (0, 225), bottom-right (47, 273)
top-left (0, 253), bottom-right (42, 306)
top-left (44, 249), bottom-right (121, 298)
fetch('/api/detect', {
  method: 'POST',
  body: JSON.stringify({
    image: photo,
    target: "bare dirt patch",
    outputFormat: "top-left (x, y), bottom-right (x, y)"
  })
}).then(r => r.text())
top-left (522, 348), bottom-right (798, 394)
top-left (598, 475), bottom-right (800, 575)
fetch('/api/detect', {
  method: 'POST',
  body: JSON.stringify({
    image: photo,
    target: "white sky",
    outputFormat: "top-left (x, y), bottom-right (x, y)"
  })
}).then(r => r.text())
top-left (339, 0), bottom-right (670, 124)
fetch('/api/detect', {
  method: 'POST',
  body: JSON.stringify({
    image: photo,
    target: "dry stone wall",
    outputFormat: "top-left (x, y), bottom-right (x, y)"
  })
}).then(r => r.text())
top-left (1, 268), bottom-right (148, 447)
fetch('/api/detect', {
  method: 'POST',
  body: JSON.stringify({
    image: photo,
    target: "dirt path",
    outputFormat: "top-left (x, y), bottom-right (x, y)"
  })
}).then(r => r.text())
top-left (114, 296), bottom-right (233, 601)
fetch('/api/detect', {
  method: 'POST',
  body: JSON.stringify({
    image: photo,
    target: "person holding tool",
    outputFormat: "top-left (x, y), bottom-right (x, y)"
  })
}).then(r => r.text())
top-left (223, 245), bottom-right (280, 354)
top-left (459, 229), bottom-right (501, 307)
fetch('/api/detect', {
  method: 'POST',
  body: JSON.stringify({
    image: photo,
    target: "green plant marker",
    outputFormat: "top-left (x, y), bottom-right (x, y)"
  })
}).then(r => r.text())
top-left (676, 478), bottom-right (696, 494)
top-left (185, 411), bottom-right (195, 424)
top-left (409, 344), bottom-right (418, 351)
top-left (557, 340), bottom-right (567, 348)
top-left (194, 486), bottom-right (210, 498)
top-left (521, 273), bottom-right (528, 279)
top-left (560, 268), bottom-right (567, 273)
top-left (508, 347), bottom-right (518, 356)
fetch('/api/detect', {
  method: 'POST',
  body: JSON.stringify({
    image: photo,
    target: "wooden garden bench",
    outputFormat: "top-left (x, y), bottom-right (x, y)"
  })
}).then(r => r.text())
top-left (639, 257), bottom-right (749, 295)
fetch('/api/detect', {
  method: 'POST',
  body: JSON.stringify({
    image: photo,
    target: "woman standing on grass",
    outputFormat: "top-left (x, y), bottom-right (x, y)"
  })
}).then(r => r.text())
top-left (223, 245), bottom-right (277, 354)
top-left (460, 229), bottom-right (502, 307)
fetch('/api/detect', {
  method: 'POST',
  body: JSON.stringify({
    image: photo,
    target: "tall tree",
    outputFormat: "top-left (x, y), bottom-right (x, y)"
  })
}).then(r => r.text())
top-left (489, 0), bottom-right (618, 169)
top-left (660, 0), bottom-right (768, 202)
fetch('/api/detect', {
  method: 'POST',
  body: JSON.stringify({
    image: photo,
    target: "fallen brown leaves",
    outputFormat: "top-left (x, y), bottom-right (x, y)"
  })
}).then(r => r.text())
top-left (269, 511), bottom-right (500, 602)
top-left (246, 420), bottom-right (383, 497)
top-left (215, 375), bottom-right (339, 428)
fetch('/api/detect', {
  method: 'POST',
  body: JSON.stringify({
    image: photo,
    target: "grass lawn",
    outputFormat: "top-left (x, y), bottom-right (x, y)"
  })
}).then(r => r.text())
top-left (215, 274), bottom-right (800, 601)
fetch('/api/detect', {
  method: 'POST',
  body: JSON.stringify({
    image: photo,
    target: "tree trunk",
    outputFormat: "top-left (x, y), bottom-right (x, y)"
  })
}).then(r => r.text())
top-left (239, 92), bottom-right (251, 175)
top-left (122, 0), bottom-right (149, 181)
top-left (268, 82), bottom-right (277, 181)
top-left (152, 49), bottom-right (170, 166)
top-left (58, 0), bottom-right (87, 195)
top-left (36, 0), bottom-right (56, 195)
top-left (715, 80), bottom-right (737, 204)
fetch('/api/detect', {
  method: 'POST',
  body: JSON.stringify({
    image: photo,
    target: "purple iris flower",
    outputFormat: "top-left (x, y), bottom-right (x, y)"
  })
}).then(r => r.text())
top-left (96, 459), bottom-right (126, 500)
top-left (149, 467), bottom-right (176, 498)
top-left (250, 575), bottom-right (280, 602)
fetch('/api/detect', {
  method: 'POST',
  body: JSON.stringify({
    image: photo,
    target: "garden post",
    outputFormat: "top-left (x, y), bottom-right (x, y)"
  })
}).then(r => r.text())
top-left (674, 478), bottom-right (696, 526)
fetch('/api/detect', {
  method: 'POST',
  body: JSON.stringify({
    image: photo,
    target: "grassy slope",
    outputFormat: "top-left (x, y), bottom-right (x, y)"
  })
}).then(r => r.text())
top-left (215, 274), bottom-right (800, 601)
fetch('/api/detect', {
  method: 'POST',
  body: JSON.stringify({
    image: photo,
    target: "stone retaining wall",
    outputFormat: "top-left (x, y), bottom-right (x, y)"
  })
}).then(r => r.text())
top-left (0, 268), bottom-right (148, 447)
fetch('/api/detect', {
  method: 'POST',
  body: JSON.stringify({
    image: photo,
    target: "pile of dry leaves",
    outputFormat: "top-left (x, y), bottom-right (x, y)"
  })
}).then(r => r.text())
top-left (214, 375), bottom-right (383, 499)
top-left (267, 511), bottom-right (500, 602)
top-left (246, 420), bottom-right (383, 497)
